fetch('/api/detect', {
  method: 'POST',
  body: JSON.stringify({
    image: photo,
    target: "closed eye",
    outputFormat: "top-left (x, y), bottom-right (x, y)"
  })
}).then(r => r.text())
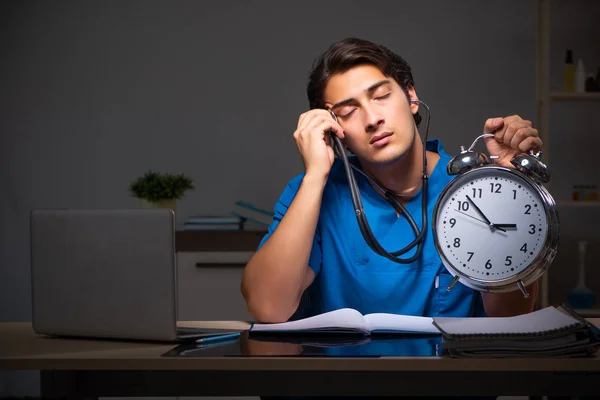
top-left (375, 93), bottom-right (391, 100)
top-left (339, 108), bottom-right (356, 119)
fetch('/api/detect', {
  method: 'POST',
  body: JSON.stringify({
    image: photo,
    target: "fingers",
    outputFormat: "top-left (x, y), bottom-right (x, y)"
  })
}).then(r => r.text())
top-left (484, 117), bottom-right (504, 134)
top-left (315, 121), bottom-right (345, 154)
top-left (297, 112), bottom-right (309, 130)
top-left (295, 109), bottom-right (345, 140)
top-left (517, 135), bottom-right (543, 153)
top-left (507, 124), bottom-right (532, 146)
top-left (499, 116), bottom-right (530, 142)
top-left (505, 122), bottom-right (533, 147)
top-left (491, 116), bottom-right (541, 150)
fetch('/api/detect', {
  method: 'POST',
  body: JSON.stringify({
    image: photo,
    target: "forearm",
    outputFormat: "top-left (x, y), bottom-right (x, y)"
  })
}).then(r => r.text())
top-left (481, 280), bottom-right (539, 317)
top-left (241, 174), bottom-right (326, 322)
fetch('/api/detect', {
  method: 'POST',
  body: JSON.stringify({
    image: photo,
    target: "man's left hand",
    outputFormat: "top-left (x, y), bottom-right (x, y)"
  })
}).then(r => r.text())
top-left (483, 115), bottom-right (543, 168)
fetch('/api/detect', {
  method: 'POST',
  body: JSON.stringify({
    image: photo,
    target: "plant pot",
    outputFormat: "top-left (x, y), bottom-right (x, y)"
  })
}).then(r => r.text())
top-left (141, 199), bottom-right (177, 214)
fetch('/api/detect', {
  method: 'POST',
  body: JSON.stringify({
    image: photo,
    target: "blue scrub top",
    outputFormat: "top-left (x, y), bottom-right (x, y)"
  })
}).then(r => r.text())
top-left (258, 139), bottom-right (486, 319)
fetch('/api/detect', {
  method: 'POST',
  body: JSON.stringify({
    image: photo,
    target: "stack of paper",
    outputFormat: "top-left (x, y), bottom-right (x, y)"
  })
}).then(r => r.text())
top-left (432, 304), bottom-right (600, 358)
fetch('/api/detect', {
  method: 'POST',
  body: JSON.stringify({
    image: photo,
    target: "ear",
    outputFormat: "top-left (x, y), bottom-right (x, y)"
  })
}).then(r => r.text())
top-left (407, 86), bottom-right (419, 115)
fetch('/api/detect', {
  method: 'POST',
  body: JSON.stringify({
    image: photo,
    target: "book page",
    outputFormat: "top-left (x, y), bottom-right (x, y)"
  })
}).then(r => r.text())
top-left (364, 313), bottom-right (439, 334)
top-left (250, 308), bottom-right (368, 333)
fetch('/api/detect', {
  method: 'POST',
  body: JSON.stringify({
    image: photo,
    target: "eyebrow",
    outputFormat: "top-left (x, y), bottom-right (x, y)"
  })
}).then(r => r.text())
top-left (330, 79), bottom-right (392, 111)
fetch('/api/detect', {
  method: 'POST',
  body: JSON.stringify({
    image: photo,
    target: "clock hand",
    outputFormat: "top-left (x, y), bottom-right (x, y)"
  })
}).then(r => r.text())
top-left (465, 195), bottom-right (492, 226)
top-left (493, 224), bottom-right (517, 229)
top-left (455, 210), bottom-right (507, 232)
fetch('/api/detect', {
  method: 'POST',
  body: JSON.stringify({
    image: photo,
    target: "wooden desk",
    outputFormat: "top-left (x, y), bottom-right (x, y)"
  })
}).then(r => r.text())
top-left (1, 322), bottom-right (600, 397)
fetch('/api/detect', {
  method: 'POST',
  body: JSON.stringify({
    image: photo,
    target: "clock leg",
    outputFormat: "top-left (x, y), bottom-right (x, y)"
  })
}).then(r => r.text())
top-left (447, 275), bottom-right (460, 291)
top-left (517, 280), bottom-right (530, 298)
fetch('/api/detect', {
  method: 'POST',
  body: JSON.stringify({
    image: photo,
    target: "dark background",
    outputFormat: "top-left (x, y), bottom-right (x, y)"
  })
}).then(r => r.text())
top-left (1, 0), bottom-right (599, 396)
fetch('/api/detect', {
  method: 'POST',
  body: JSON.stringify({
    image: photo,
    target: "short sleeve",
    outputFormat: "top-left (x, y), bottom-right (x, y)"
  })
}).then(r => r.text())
top-left (257, 174), bottom-right (322, 276)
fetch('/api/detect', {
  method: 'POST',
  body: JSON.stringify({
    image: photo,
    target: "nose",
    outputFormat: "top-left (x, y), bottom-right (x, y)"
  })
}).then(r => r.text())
top-left (364, 105), bottom-right (384, 133)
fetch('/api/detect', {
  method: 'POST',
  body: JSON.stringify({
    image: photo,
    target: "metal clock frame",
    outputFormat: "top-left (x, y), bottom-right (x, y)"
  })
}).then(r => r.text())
top-left (432, 165), bottom-right (560, 298)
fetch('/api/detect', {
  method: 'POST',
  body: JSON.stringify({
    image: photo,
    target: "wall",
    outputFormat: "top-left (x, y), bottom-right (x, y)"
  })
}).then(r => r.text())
top-left (0, 0), bottom-right (538, 322)
top-left (1, 0), bottom-right (542, 397)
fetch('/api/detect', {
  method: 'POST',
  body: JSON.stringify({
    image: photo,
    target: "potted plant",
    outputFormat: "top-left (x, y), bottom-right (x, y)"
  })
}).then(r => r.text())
top-left (129, 170), bottom-right (194, 213)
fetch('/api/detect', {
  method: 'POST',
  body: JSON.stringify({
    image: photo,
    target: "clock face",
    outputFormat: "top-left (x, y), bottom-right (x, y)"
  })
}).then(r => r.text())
top-left (434, 167), bottom-right (549, 282)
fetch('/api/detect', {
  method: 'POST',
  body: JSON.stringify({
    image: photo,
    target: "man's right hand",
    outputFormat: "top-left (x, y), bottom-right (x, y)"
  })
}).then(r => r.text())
top-left (293, 109), bottom-right (345, 180)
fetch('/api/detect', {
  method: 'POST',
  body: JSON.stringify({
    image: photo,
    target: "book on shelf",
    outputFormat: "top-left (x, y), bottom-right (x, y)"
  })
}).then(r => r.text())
top-left (249, 308), bottom-right (440, 335)
top-left (231, 201), bottom-right (273, 227)
top-left (432, 304), bottom-right (600, 357)
top-left (183, 223), bottom-right (243, 231)
top-left (186, 215), bottom-right (246, 225)
top-left (183, 215), bottom-right (246, 231)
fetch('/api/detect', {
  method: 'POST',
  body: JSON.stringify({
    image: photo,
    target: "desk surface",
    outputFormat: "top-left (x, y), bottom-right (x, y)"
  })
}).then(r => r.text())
top-left (1, 321), bottom-right (600, 372)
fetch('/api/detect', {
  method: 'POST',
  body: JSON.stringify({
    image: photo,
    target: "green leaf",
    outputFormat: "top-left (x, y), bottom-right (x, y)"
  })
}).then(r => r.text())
top-left (129, 170), bottom-right (194, 202)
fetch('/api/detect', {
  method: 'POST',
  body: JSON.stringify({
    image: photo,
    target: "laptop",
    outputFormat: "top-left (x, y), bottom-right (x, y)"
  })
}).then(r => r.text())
top-left (30, 208), bottom-right (241, 342)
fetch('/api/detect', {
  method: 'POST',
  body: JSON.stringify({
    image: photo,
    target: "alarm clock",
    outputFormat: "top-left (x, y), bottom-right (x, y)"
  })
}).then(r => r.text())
top-left (432, 134), bottom-right (559, 297)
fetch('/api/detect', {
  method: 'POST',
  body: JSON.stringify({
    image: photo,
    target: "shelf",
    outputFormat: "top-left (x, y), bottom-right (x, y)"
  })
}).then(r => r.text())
top-left (556, 201), bottom-right (600, 207)
top-left (176, 230), bottom-right (267, 252)
top-left (550, 92), bottom-right (600, 101)
top-left (536, 0), bottom-right (599, 309)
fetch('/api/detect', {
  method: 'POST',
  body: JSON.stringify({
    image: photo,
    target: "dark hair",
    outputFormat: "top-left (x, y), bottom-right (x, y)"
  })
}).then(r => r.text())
top-left (306, 37), bottom-right (421, 125)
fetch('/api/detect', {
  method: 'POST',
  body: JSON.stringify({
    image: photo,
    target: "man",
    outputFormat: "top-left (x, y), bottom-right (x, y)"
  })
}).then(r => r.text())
top-left (241, 38), bottom-right (543, 324)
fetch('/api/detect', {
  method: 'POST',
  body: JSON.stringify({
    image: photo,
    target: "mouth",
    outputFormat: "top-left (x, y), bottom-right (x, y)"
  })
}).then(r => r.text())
top-left (370, 132), bottom-right (393, 146)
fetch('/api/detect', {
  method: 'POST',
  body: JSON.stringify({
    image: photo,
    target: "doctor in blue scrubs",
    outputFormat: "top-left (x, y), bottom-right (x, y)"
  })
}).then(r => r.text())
top-left (241, 37), bottom-right (544, 325)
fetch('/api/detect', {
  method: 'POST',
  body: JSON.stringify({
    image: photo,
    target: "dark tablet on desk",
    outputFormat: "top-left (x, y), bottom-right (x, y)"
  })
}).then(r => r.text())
top-left (161, 331), bottom-right (442, 357)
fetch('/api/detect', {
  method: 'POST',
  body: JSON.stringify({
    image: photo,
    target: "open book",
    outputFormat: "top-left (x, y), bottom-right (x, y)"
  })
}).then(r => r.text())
top-left (249, 308), bottom-right (440, 335)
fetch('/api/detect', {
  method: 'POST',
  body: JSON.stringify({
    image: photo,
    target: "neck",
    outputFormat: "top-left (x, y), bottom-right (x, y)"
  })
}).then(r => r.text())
top-left (362, 136), bottom-right (438, 200)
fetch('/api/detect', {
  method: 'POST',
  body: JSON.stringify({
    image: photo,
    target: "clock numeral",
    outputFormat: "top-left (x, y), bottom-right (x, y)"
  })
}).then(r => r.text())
top-left (467, 251), bottom-right (474, 261)
top-left (520, 243), bottom-right (528, 253)
top-left (457, 201), bottom-right (469, 212)
top-left (505, 256), bottom-right (512, 266)
top-left (529, 224), bottom-right (536, 234)
top-left (485, 259), bottom-right (492, 269)
top-left (512, 189), bottom-right (517, 200)
top-left (490, 183), bottom-right (502, 193)
top-left (453, 238), bottom-right (461, 248)
top-left (449, 218), bottom-right (456, 228)
top-left (471, 188), bottom-right (482, 198)
top-left (524, 204), bottom-right (532, 215)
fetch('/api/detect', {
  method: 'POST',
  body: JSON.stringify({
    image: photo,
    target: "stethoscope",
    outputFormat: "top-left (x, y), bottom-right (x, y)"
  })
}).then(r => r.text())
top-left (326, 99), bottom-right (431, 264)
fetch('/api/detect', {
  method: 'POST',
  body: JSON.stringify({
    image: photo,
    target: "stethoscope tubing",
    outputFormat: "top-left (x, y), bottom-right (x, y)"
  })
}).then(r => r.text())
top-left (326, 99), bottom-right (432, 264)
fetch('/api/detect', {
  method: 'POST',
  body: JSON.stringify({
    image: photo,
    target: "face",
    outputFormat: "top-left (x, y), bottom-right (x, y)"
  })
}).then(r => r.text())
top-left (324, 64), bottom-right (420, 168)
